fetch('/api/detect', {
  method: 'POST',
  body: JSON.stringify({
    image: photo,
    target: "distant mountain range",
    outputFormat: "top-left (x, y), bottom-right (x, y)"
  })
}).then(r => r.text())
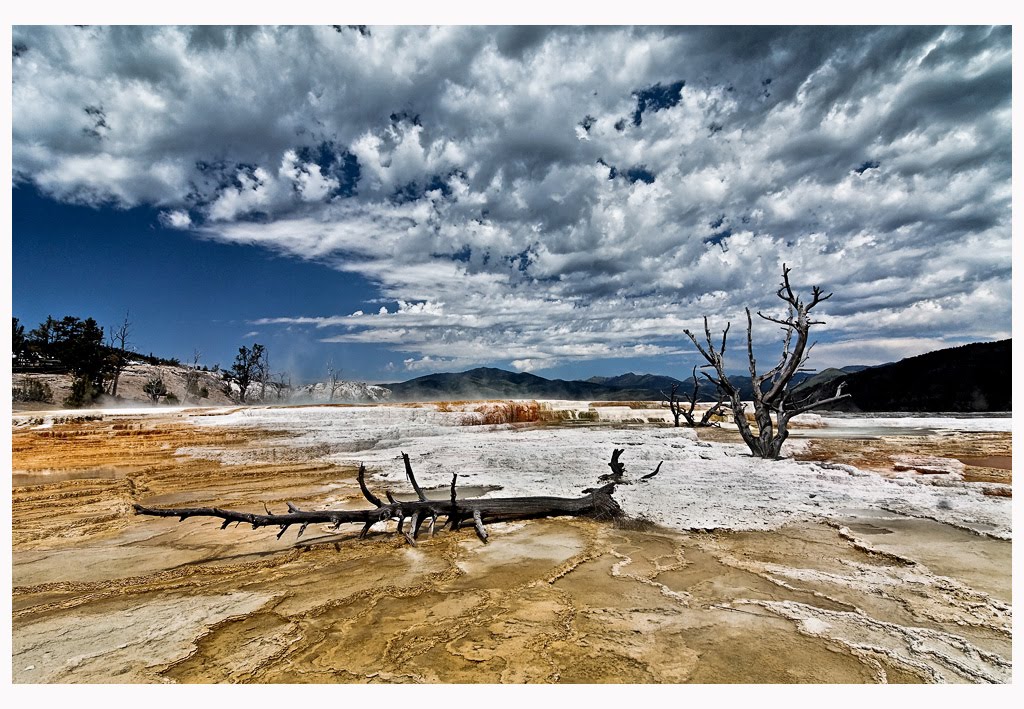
top-left (384, 367), bottom-right (629, 402)
top-left (790, 339), bottom-right (1010, 412)
top-left (386, 366), bottom-right (832, 403)
top-left (12, 339), bottom-right (1009, 413)
top-left (384, 339), bottom-right (1011, 412)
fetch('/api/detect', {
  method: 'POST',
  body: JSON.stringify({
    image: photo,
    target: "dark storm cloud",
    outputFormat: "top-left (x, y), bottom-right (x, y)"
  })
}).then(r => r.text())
top-left (12, 25), bottom-right (1011, 371)
top-left (877, 63), bottom-right (1010, 142)
top-left (494, 25), bottom-right (549, 57)
top-left (187, 25), bottom-right (261, 51)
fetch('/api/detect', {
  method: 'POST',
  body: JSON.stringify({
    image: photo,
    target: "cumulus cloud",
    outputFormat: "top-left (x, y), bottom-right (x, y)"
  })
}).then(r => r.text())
top-left (12, 25), bottom-right (1011, 372)
top-left (159, 209), bottom-right (192, 229)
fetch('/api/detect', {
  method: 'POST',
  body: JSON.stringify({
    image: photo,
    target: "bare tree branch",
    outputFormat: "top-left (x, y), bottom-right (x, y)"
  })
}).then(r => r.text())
top-left (662, 365), bottom-right (724, 428)
top-left (134, 452), bottom-right (628, 545)
top-left (402, 452), bottom-right (428, 502)
top-left (357, 463), bottom-right (383, 508)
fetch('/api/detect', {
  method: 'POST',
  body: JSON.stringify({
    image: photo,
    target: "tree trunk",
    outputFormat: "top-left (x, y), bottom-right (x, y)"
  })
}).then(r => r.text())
top-left (134, 450), bottom-right (633, 546)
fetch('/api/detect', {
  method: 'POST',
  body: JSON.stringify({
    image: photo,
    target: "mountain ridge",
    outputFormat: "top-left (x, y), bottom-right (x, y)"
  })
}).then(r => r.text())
top-left (790, 339), bottom-right (1010, 412)
top-left (384, 339), bottom-right (1010, 411)
top-left (385, 367), bottom-right (814, 403)
top-left (13, 340), bottom-right (1009, 413)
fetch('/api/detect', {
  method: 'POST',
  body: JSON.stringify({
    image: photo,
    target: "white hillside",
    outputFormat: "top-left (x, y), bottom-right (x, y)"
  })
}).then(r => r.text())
top-left (289, 380), bottom-right (392, 404)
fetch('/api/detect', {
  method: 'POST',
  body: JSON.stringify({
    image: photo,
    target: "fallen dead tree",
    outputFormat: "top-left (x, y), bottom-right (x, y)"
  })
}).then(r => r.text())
top-left (133, 450), bottom-right (656, 545)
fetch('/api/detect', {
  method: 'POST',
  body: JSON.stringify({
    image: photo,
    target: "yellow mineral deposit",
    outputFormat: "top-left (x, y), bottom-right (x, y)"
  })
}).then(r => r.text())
top-left (11, 407), bottom-right (1012, 684)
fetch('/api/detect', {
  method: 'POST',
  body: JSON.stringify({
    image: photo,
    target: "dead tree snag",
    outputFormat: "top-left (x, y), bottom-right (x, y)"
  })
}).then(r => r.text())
top-left (585, 452), bottom-right (663, 492)
top-left (106, 311), bottom-right (132, 397)
top-left (662, 366), bottom-right (727, 427)
top-left (683, 265), bottom-right (850, 459)
top-left (134, 450), bottom-right (628, 546)
top-left (599, 448), bottom-right (629, 484)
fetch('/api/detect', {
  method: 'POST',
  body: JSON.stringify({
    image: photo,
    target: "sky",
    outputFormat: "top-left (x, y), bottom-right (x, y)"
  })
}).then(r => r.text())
top-left (10, 25), bottom-right (1012, 384)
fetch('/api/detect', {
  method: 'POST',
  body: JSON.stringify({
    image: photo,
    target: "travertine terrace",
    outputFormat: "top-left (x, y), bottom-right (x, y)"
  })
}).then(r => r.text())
top-left (11, 403), bottom-right (1012, 683)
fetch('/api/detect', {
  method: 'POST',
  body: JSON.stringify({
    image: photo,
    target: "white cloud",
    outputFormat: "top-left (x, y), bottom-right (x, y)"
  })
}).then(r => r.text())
top-left (809, 337), bottom-right (957, 369)
top-left (280, 150), bottom-right (339, 202)
top-left (12, 26), bottom-right (1011, 372)
top-left (159, 209), bottom-right (192, 229)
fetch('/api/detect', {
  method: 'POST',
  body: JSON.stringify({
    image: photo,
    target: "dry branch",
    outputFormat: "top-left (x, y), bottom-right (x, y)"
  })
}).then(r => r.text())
top-left (402, 451), bottom-right (428, 501)
top-left (357, 463), bottom-right (383, 507)
top-left (662, 366), bottom-right (727, 428)
top-left (134, 450), bottom-right (627, 546)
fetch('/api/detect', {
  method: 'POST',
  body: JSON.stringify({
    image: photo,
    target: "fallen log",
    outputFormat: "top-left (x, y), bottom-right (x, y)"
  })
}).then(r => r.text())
top-left (133, 450), bottom-right (625, 545)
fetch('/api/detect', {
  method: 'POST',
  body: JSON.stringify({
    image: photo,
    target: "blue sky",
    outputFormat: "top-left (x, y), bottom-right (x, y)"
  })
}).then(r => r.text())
top-left (13, 182), bottom-right (682, 381)
top-left (11, 26), bottom-right (1012, 384)
top-left (12, 183), bottom-right (706, 382)
top-left (12, 185), bottom-right (397, 380)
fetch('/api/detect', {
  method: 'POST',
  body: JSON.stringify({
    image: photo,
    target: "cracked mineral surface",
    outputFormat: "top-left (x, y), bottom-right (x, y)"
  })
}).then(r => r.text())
top-left (11, 403), bottom-right (1011, 683)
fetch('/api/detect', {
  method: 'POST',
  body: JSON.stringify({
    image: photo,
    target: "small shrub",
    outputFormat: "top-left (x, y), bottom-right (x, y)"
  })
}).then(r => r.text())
top-left (64, 376), bottom-right (102, 407)
top-left (198, 386), bottom-right (209, 398)
top-left (13, 379), bottom-right (53, 403)
top-left (52, 414), bottom-right (102, 424)
top-left (164, 392), bottom-right (180, 405)
top-left (143, 376), bottom-right (168, 402)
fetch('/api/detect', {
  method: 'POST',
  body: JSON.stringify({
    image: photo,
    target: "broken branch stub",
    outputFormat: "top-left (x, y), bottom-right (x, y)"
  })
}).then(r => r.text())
top-left (357, 463), bottom-right (383, 507)
top-left (598, 448), bottom-right (628, 483)
top-left (134, 450), bottom-right (626, 546)
top-left (584, 454), bottom-right (663, 492)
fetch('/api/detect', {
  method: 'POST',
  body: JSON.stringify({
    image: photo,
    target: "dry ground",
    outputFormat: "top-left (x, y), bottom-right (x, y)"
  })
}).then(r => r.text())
top-left (13, 363), bottom-right (235, 410)
top-left (11, 410), bottom-right (1012, 683)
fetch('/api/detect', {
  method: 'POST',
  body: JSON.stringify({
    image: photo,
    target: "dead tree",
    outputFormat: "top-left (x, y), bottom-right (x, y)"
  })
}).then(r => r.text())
top-left (183, 349), bottom-right (202, 403)
top-left (586, 450), bottom-right (663, 493)
top-left (598, 448), bottom-right (629, 484)
top-left (134, 450), bottom-right (629, 546)
top-left (326, 361), bottom-right (343, 402)
top-left (106, 311), bottom-right (132, 397)
top-left (683, 265), bottom-right (850, 459)
top-left (662, 366), bottom-right (727, 427)
top-left (275, 371), bottom-right (291, 401)
top-left (258, 349), bottom-right (270, 402)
